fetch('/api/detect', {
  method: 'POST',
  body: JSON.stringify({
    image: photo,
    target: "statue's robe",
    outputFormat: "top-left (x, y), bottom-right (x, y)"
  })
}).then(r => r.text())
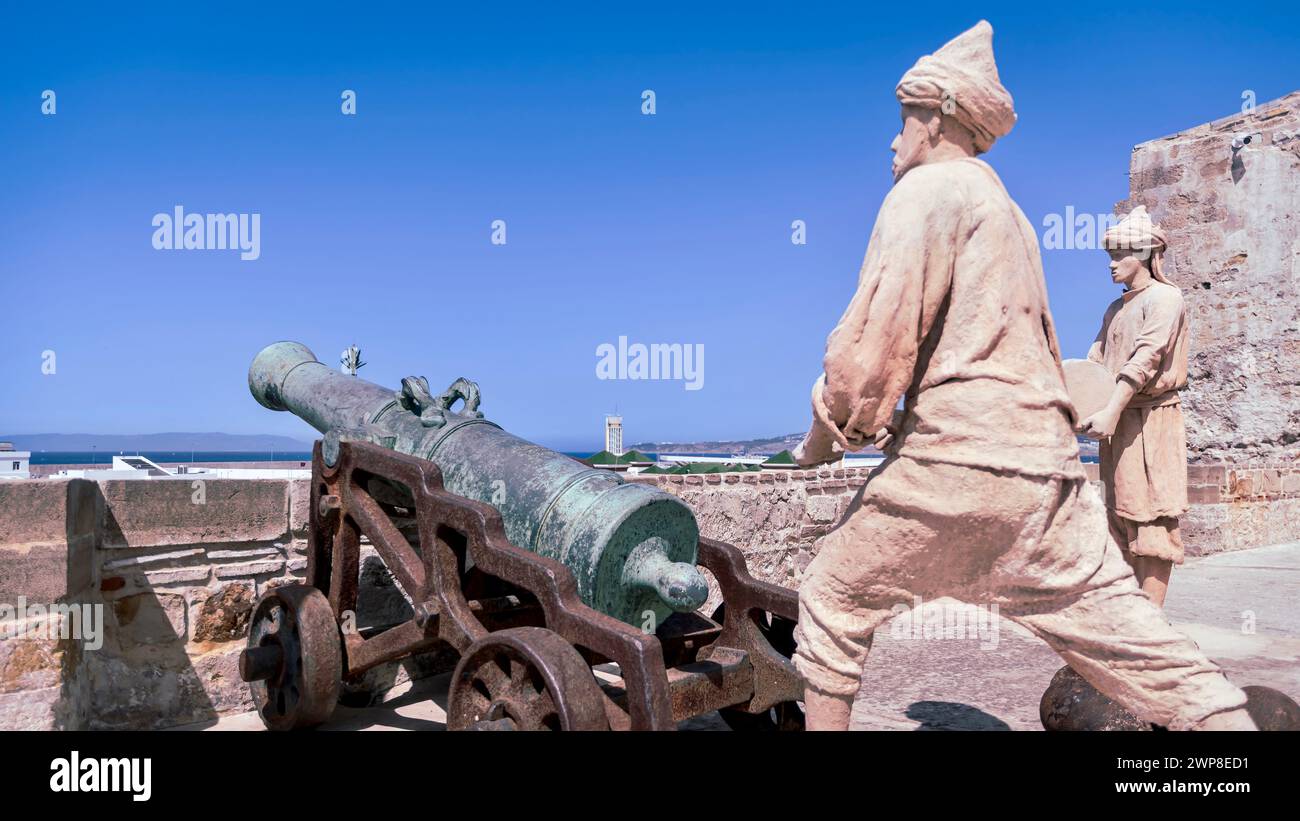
top-left (1088, 280), bottom-right (1190, 564)
top-left (791, 157), bottom-right (1245, 728)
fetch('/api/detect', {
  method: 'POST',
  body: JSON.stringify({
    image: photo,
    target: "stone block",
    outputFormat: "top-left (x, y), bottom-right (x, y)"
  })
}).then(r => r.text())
top-left (0, 479), bottom-right (96, 603)
top-left (288, 479), bottom-right (312, 537)
top-left (1187, 464), bottom-right (1227, 486)
top-left (102, 548), bottom-right (206, 571)
top-left (99, 479), bottom-right (289, 548)
top-left (143, 566), bottom-right (213, 588)
top-left (0, 631), bottom-right (63, 695)
top-left (1259, 469), bottom-right (1282, 495)
top-left (1229, 471), bottom-right (1255, 498)
top-left (1283, 472), bottom-right (1300, 495)
top-left (1188, 484), bottom-right (1222, 504)
top-left (0, 479), bottom-right (78, 547)
top-left (214, 559), bottom-right (286, 580)
top-left (189, 643), bottom-right (254, 715)
top-left (806, 495), bottom-right (841, 524)
top-left (79, 647), bottom-right (216, 730)
top-left (0, 685), bottom-right (63, 730)
top-left (112, 592), bottom-right (187, 647)
top-left (191, 583), bottom-right (254, 643)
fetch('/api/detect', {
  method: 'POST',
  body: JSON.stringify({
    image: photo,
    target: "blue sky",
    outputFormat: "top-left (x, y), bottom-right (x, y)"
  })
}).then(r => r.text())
top-left (3, 1), bottom-right (1297, 451)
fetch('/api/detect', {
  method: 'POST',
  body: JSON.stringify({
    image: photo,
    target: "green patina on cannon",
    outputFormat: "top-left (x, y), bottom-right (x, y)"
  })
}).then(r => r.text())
top-left (249, 341), bottom-right (708, 626)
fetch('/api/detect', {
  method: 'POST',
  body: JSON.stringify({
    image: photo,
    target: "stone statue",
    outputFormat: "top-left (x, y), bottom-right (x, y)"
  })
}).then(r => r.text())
top-left (1078, 207), bottom-right (1188, 607)
top-left (789, 20), bottom-right (1254, 730)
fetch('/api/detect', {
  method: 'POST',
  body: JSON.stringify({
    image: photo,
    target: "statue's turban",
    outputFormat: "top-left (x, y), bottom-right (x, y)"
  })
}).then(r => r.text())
top-left (1104, 206), bottom-right (1173, 284)
top-left (1103, 205), bottom-right (1168, 252)
top-left (895, 20), bottom-right (1016, 153)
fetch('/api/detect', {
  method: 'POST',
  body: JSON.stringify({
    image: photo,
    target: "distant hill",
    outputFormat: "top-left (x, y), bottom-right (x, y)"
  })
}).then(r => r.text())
top-left (629, 432), bottom-right (816, 456)
top-left (628, 432), bottom-right (1100, 460)
top-left (2, 433), bottom-right (313, 452)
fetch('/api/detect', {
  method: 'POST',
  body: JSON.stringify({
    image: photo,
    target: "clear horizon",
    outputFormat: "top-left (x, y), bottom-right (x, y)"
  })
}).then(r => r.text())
top-left (5, 2), bottom-right (1298, 452)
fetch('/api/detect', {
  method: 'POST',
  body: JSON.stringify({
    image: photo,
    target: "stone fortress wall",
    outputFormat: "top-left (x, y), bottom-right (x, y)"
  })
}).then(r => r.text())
top-left (1115, 91), bottom-right (1299, 546)
top-left (0, 478), bottom-right (449, 731)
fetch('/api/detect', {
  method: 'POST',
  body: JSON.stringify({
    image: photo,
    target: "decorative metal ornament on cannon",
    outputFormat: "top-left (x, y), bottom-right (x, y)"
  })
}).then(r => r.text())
top-left (239, 341), bottom-right (804, 730)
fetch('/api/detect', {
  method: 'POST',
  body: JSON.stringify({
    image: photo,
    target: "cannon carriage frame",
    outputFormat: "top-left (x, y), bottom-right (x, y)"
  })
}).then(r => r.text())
top-left (240, 440), bottom-right (805, 731)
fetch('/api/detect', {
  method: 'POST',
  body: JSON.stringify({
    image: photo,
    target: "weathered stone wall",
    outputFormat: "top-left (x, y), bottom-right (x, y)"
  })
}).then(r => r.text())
top-left (0, 478), bottom-right (436, 730)
top-left (627, 468), bottom-right (876, 600)
top-left (1182, 462), bottom-right (1300, 556)
top-left (1118, 90), bottom-right (1299, 464)
top-left (1114, 90), bottom-right (1300, 553)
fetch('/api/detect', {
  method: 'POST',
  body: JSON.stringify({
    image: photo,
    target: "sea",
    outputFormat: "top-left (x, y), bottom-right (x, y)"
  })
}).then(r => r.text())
top-left (30, 451), bottom-right (315, 465)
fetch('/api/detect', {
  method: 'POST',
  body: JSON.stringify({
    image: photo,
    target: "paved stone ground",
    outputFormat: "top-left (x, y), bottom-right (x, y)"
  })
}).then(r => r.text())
top-left (179, 542), bottom-right (1300, 731)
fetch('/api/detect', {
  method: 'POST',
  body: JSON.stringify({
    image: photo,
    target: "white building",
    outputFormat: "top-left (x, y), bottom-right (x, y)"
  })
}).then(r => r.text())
top-left (53, 455), bottom-right (308, 480)
top-left (604, 415), bottom-right (623, 456)
top-left (0, 442), bottom-right (30, 480)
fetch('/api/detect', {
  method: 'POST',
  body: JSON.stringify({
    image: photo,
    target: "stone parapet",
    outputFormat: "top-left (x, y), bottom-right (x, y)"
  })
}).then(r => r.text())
top-left (0, 455), bottom-right (1291, 728)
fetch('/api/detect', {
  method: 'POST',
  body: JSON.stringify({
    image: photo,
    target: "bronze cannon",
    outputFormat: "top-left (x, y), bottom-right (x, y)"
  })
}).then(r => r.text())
top-left (248, 341), bottom-right (707, 627)
top-left (239, 341), bottom-right (804, 731)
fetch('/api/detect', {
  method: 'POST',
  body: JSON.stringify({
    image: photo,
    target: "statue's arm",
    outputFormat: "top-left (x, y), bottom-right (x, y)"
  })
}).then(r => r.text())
top-left (1117, 290), bottom-right (1183, 390)
top-left (1080, 292), bottom-right (1181, 438)
top-left (795, 175), bottom-right (963, 465)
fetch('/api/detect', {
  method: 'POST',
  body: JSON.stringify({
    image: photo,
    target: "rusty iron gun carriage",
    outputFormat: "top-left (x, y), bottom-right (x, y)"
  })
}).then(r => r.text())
top-left (238, 342), bottom-right (804, 730)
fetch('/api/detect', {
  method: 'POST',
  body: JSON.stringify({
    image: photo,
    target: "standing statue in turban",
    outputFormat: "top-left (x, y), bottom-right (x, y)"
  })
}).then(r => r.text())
top-left (789, 21), bottom-right (1254, 730)
top-left (1079, 207), bottom-right (1189, 606)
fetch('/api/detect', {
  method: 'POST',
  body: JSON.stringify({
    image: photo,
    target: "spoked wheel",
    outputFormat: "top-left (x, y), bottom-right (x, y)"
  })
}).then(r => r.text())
top-left (240, 584), bottom-right (342, 731)
top-left (712, 603), bottom-right (805, 731)
top-left (447, 627), bottom-right (609, 731)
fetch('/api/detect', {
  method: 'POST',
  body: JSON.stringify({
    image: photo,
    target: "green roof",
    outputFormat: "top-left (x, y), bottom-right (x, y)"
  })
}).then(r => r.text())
top-left (585, 450), bottom-right (620, 465)
top-left (618, 449), bottom-right (655, 464)
top-left (763, 450), bottom-right (796, 465)
top-left (661, 461), bottom-right (761, 474)
top-left (640, 465), bottom-right (668, 474)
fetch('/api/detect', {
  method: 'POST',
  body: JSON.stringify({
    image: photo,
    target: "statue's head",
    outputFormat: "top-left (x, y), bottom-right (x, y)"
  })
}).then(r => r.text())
top-left (891, 104), bottom-right (979, 181)
top-left (893, 20), bottom-right (1015, 179)
top-left (1105, 247), bottom-right (1152, 288)
top-left (1103, 206), bottom-right (1171, 289)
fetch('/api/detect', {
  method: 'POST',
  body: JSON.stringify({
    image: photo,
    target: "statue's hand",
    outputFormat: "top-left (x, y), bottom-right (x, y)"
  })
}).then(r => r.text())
top-left (1079, 407), bottom-right (1120, 439)
top-left (793, 428), bottom-right (840, 468)
top-left (874, 425), bottom-right (896, 450)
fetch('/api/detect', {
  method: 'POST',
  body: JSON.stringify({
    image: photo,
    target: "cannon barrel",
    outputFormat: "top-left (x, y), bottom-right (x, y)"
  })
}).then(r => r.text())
top-left (249, 341), bottom-right (708, 626)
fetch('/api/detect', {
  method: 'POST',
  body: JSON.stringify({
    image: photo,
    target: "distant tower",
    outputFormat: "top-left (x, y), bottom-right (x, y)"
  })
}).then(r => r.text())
top-left (604, 415), bottom-right (623, 456)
